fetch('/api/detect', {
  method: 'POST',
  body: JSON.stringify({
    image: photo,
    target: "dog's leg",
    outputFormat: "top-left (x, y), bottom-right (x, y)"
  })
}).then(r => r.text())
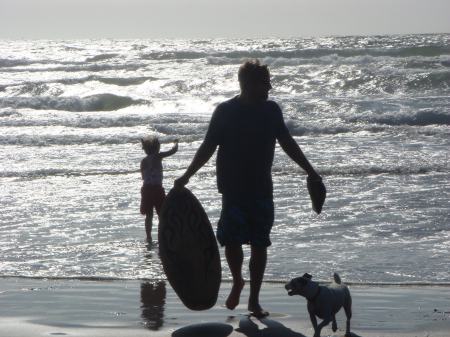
top-left (344, 298), bottom-right (352, 337)
top-left (314, 318), bottom-right (331, 337)
top-left (331, 315), bottom-right (337, 332)
top-left (308, 311), bottom-right (319, 336)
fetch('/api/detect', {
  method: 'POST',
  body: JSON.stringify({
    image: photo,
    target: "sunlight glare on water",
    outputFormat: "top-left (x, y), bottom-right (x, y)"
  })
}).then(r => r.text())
top-left (0, 35), bottom-right (449, 283)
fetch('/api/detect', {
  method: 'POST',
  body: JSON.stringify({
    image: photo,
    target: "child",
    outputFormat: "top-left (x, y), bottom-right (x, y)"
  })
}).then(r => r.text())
top-left (140, 136), bottom-right (178, 241)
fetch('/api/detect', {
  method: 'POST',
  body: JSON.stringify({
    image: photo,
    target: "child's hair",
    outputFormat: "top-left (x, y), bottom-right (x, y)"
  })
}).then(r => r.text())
top-left (141, 136), bottom-right (160, 155)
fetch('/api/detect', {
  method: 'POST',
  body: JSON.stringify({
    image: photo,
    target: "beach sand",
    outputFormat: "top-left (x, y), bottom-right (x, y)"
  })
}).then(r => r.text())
top-left (1, 277), bottom-right (449, 337)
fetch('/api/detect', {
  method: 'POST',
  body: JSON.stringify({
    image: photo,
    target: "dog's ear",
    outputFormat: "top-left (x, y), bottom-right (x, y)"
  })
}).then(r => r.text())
top-left (299, 278), bottom-right (308, 286)
top-left (302, 273), bottom-right (312, 279)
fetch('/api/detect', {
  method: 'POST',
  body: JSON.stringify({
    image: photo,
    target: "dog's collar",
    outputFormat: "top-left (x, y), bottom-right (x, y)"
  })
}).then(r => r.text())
top-left (307, 286), bottom-right (321, 302)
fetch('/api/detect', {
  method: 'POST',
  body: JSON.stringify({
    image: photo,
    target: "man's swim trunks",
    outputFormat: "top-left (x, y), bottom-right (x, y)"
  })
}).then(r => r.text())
top-left (217, 196), bottom-right (274, 247)
top-left (140, 184), bottom-right (165, 215)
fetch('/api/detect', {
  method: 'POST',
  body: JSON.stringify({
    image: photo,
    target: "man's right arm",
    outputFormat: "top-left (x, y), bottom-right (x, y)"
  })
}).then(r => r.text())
top-left (174, 140), bottom-right (217, 188)
top-left (174, 106), bottom-right (222, 188)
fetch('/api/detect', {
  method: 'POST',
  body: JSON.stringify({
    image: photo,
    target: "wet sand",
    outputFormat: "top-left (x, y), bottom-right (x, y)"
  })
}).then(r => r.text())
top-left (0, 277), bottom-right (449, 337)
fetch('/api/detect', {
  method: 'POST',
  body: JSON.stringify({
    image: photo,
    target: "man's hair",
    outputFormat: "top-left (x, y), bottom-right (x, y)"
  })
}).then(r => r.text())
top-left (238, 59), bottom-right (270, 86)
top-left (141, 136), bottom-right (160, 155)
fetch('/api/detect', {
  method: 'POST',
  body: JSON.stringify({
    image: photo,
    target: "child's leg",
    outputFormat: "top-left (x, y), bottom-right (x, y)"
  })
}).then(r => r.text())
top-left (145, 208), bottom-right (153, 241)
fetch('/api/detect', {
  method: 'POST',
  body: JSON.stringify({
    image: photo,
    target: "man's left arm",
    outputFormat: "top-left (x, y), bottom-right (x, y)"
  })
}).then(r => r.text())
top-left (272, 103), bottom-right (321, 180)
top-left (277, 131), bottom-right (321, 181)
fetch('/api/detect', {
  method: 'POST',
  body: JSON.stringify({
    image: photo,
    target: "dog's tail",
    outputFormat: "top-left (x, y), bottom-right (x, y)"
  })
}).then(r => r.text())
top-left (333, 273), bottom-right (342, 284)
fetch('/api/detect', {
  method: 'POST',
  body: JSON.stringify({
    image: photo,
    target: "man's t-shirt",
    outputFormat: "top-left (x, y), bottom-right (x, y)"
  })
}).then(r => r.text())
top-left (204, 96), bottom-right (289, 199)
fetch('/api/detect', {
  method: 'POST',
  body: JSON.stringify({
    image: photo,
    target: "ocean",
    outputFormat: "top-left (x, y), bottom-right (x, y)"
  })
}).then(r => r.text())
top-left (1, 34), bottom-right (449, 284)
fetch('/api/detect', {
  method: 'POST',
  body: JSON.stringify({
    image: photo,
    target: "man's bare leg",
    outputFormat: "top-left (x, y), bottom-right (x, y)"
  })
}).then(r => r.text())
top-left (248, 245), bottom-right (269, 317)
top-left (225, 244), bottom-right (245, 310)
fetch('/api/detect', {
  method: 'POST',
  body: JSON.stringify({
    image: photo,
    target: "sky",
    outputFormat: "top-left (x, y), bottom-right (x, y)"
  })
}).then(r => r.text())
top-left (1, 0), bottom-right (449, 39)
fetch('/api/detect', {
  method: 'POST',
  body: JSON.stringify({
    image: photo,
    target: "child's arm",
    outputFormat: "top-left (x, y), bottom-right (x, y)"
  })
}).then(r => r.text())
top-left (159, 140), bottom-right (179, 158)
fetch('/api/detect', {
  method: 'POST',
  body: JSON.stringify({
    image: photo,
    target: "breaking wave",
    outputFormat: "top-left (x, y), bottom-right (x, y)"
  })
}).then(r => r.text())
top-left (0, 130), bottom-right (200, 146)
top-left (0, 133), bottom-right (141, 146)
top-left (348, 109), bottom-right (450, 126)
top-left (0, 58), bottom-right (41, 68)
top-left (4, 164), bottom-right (448, 180)
top-left (0, 62), bottom-right (144, 73)
top-left (95, 76), bottom-right (154, 86)
top-left (2, 76), bottom-right (155, 95)
top-left (0, 168), bottom-right (138, 179)
top-left (318, 165), bottom-right (450, 176)
top-left (1, 115), bottom-right (448, 139)
top-left (0, 57), bottom-right (84, 68)
top-left (51, 75), bottom-right (154, 86)
top-left (0, 109), bottom-right (18, 118)
top-left (144, 46), bottom-right (450, 62)
top-left (4, 44), bottom-right (441, 70)
top-left (85, 53), bottom-right (120, 62)
top-left (0, 94), bottom-right (146, 112)
top-left (406, 71), bottom-right (450, 90)
top-left (0, 115), bottom-right (150, 128)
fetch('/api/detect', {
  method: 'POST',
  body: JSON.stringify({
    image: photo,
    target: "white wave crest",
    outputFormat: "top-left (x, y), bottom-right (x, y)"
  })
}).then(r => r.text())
top-left (318, 164), bottom-right (450, 176)
top-left (85, 53), bottom-right (120, 62)
top-left (0, 94), bottom-right (144, 112)
top-left (348, 109), bottom-right (450, 126)
top-left (0, 168), bottom-right (138, 179)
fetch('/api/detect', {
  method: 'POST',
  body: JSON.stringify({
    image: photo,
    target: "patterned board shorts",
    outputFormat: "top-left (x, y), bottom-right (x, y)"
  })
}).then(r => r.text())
top-left (216, 196), bottom-right (274, 247)
top-left (140, 184), bottom-right (165, 215)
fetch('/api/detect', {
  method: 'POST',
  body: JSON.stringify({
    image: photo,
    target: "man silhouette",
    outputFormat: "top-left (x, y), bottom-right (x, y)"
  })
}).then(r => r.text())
top-left (175, 59), bottom-right (322, 317)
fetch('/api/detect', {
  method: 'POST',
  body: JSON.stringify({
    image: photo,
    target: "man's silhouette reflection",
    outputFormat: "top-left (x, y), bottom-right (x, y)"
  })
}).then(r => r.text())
top-left (140, 281), bottom-right (166, 330)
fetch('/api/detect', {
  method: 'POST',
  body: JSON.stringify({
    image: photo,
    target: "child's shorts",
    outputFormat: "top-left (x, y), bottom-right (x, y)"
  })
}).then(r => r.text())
top-left (216, 195), bottom-right (274, 247)
top-left (140, 184), bottom-right (165, 215)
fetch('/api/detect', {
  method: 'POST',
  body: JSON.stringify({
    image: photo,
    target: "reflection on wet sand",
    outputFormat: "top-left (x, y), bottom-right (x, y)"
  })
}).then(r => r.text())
top-left (140, 281), bottom-right (166, 330)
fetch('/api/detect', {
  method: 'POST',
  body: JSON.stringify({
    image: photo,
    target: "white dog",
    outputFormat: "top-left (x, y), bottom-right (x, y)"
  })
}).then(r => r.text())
top-left (285, 273), bottom-right (352, 337)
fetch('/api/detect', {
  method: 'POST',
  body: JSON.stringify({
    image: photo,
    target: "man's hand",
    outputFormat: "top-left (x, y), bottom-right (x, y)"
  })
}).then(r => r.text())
top-left (173, 139), bottom-right (217, 189)
top-left (307, 174), bottom-right (326, 214)
top-left (174, 174), bottom-right (189, 188)
top-left (307, 171), bottom-right (322, 183)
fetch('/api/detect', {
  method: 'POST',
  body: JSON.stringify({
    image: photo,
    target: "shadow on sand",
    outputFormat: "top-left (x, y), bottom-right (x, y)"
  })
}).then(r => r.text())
top-left (236, 316), bottom-right (307, 337)
top-left (171, 317), bottom-right (306, 337)
top-left (172, 322), bottom-right (234, 337)
top-left (171, 316), bottom-right (363, 337)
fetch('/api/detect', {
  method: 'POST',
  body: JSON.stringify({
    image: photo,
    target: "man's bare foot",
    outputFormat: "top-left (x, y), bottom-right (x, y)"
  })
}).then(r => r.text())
top-left (225, 279), bottom-right (245, 310)
top-left (248, 302), bottom-right (269, 318)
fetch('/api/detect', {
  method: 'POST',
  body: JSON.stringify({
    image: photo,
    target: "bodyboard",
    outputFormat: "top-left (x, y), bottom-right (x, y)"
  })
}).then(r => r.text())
top-left (158, 187), bottom-right (221, 310)
top-left (307, 177), bottom-right (326, 214)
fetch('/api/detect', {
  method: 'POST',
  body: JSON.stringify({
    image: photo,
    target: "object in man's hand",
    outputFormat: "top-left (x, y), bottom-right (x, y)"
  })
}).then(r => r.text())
top-left (307, 177), bottom-right (326, 214)
top-left (158, 187), bottom-right (221, 310)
